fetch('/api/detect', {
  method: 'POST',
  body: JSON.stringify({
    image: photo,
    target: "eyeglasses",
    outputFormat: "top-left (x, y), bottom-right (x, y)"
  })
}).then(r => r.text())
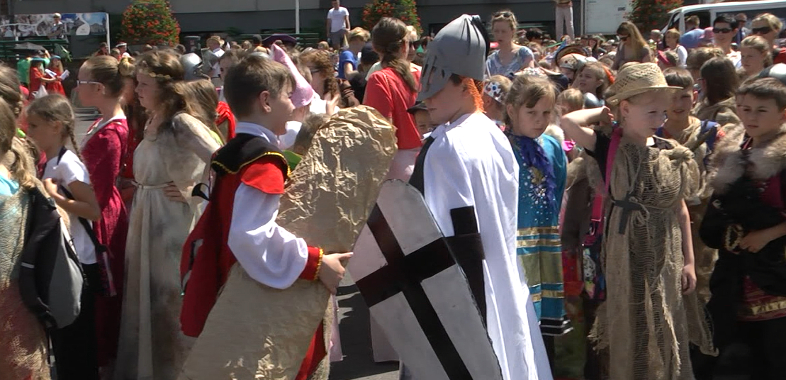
top-left (713, 27), bottom-right (733, 34)
top-left (76, 80), bottom-right (101, 86)
top-left (618, 35), bottom-right (629, 41)
top-left (752, 26), bottom-right (773, 35)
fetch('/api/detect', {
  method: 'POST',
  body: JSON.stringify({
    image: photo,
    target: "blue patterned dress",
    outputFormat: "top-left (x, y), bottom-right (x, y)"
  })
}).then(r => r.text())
top-left (509, 133), bottom-right (569, 335)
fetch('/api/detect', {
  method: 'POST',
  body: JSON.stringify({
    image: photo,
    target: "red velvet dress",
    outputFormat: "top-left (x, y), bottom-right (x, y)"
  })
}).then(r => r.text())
top-left (28, 68), bottom-right (43, 100)
top-left (119, 116), bottom-right (142, 208)
top-left (45, 68), bottom-right (66, 96)
top-left (81, 117), bottom-right (130, 365)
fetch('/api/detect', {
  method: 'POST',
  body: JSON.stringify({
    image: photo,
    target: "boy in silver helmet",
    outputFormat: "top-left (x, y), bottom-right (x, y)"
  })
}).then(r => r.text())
top-left (404, 14), bottom-right (552, 380)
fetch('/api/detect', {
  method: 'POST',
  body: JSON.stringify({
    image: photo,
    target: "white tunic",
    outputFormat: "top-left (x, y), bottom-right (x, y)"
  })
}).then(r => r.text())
top-left (421, 113), bottom-right (552, 380)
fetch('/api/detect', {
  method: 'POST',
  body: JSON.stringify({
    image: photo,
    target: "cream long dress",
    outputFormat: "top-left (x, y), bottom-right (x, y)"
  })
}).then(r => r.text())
top-left (114, 113), bottom-right (219, 380)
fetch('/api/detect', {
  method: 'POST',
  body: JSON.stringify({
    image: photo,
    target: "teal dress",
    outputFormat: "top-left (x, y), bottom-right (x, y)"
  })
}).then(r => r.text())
top-left (509, 133), bottom-right (569, 335)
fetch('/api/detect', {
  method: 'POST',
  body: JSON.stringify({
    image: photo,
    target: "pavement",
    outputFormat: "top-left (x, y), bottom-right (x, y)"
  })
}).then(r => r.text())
top-left (330, 274), bottom-right (399, 380)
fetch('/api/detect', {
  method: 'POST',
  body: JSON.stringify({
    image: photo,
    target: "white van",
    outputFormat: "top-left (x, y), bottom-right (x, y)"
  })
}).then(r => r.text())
top-left (663, 0), bottom-right (786, 34)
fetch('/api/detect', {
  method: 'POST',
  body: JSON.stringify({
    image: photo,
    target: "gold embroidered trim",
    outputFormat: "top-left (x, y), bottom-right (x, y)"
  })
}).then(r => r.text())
top-left (517, 226), bottom-right (560, 235)
top-left (212, 151), bottom-right (291, 177)
top-left (313, 249), bottom-right (324, 281)
top-left (517, 239), bottom-right (561, 248)
top-left (740, 298), bottom-right (786, 316)
top-left (542, 289), bottom-right (565, 299)
top-left (531, 293), bottom-right (542, 302)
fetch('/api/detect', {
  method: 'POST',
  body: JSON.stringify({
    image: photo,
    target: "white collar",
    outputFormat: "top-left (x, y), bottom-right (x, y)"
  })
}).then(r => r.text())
top-left (432, 113), bottom-right (475, 138)
top-left (235, 122), bottom-right (277, 144)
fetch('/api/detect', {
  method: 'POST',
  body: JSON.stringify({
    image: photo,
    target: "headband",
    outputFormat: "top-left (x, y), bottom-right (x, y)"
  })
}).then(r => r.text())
top-left (484, 80), bottom-right (506, 104)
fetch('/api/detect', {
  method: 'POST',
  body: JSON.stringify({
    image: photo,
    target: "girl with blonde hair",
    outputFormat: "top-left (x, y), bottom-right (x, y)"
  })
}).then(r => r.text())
top-left (664, 28), bottom-right (688, 67)
top-left (740, 35), bottom-right (773, 80)
top-left (560, 62), bottom-right (715, 379)
top-left (612, 21), bottom-right (653, 70)
top-left (75, 54), bottom-right (131, 372)
top-left (0, 96), bottom-right (51, 380)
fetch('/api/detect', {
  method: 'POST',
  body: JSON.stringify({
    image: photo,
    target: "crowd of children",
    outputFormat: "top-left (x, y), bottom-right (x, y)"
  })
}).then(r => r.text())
top-left (4, 7), bottom-right (786, 380)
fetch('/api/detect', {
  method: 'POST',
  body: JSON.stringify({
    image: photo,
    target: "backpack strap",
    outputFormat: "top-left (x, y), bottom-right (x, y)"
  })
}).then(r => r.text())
top-left (604, 128), bottom-right (623, 193)
top-left (19, 186), bottom-right (60, 330)
top-left (57, 184), bottom-right (116, 297)
top-left (56, 146), bottom-right (67, 165)
top-left (700, 120), bottom-right (719, 152)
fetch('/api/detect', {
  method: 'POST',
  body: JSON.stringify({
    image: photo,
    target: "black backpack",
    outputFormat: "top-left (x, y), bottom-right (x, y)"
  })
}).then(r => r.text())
top-left (18, 185), bottom-right (84, 330)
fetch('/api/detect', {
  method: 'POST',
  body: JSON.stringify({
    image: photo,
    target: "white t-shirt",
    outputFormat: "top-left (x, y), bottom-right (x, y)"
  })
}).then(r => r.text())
top-left (43, 149), bottom-right (96, 264)
top-left (327, 7), bottom-right (349, 33)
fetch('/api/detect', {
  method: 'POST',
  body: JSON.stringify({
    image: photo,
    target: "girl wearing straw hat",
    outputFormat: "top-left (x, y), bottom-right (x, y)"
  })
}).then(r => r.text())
top-left (560, 62), bottom-right (716, 379)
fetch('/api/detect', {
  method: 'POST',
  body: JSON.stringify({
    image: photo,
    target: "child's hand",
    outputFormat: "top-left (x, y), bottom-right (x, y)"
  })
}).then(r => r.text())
top-left (318, 252), bottom-right (353, 294)
top-left (597, 106), bottom-right (614, 127)
top-left (681, 263), bottom-right (696, 294)
top-left (740, 229), bottom-right (778, 253)
top-left (43, 177), bottom-right (59, 197)
top-left (324, 92), bottom-right (340, 116)
top-left (163, 182), bottom-right (186, 203)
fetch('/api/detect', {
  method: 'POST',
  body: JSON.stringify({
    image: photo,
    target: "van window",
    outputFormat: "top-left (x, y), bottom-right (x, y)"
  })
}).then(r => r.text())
top-left (686, 11), bottom-right (711, 29)
top-left (666, 12), bottom-right (681, 31)
top-left (736, 10), bottom-right (786, 30)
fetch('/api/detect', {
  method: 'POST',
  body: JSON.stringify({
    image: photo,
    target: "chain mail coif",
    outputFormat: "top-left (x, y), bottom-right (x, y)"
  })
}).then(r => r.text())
top-left (589, 135), bottom-right (717, 380)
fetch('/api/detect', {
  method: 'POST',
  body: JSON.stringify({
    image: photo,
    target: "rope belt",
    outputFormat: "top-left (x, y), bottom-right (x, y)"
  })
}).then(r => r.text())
top-left (132, 181), bottom-right (169, 190)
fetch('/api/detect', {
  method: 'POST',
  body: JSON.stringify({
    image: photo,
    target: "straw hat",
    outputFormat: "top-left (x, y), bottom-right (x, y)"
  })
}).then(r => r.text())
top-left (605, 62), bottom-right (680, 106)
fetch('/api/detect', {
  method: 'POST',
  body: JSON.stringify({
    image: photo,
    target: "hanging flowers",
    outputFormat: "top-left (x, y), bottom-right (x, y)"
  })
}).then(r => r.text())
top-left (362, 0), bottom-right (423, 35)
top-left (121, 0), bottom-right (181, 46)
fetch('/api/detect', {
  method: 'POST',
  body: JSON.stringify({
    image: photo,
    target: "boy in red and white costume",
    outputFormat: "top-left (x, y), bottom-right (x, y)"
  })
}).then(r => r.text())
top-left (179, 54), bottom-right (351, 380)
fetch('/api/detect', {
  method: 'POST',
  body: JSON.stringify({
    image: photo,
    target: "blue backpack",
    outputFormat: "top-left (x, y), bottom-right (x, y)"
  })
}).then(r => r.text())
top-left (657, 120), bottom-right (719, 165)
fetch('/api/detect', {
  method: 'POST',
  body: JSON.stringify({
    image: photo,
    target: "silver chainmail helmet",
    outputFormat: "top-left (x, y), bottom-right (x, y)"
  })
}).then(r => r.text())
top-left (180, 53), bottom-right (204, 81)
top-left (418, 14), bottom-right (489, 101)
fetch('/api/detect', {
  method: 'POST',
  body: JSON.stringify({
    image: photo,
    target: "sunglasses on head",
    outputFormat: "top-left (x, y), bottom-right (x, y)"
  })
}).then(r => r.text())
top-left (752, 26), bottom-right (773, 35)
top-left (499, 11), bottom-right (514, 18)
top-left (713, 27), bottom-right (733, 34)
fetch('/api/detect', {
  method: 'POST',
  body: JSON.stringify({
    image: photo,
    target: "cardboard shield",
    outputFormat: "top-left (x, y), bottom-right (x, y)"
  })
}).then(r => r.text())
top-left (179, 106), bottom-right (397, 380)
top-left (349, 180), bottom-right (503, 380)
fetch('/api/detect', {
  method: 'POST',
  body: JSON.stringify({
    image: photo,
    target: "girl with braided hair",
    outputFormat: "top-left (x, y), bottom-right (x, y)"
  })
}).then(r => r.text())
top-left (364, 17), bottom-right (422, 182)
top-left (26, 94), bottom-right (101, 379)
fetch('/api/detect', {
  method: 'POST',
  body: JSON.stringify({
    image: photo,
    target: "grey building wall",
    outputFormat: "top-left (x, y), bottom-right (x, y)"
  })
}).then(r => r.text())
top-left (14, 0), bottom-right (579, 37)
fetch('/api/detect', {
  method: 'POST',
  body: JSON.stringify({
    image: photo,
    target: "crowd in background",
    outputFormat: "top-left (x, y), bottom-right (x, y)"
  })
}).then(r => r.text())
top-left (4, 3), bottom-right (786, 380)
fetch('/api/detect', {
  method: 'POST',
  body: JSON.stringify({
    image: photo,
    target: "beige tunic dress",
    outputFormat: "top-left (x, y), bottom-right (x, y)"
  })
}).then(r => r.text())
top-left (115, 113), bottom-right (219, 380)
top-left (589, 133), bottom-right (715, 380)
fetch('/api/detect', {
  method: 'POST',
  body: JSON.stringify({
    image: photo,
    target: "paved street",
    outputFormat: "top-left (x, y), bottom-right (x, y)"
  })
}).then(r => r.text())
top-left (75, 111), bottom-right (398, 380)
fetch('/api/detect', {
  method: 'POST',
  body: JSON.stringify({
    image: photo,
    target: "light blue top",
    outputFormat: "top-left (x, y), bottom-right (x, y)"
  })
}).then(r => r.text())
top-left (485, 46), bottom-right (535, 78)
top-left (0, 174), bottom-right (19, 196)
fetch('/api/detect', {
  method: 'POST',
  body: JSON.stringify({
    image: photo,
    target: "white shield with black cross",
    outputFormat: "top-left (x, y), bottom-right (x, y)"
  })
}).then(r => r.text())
top-left (349, 180), bottom-right (503, 380)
